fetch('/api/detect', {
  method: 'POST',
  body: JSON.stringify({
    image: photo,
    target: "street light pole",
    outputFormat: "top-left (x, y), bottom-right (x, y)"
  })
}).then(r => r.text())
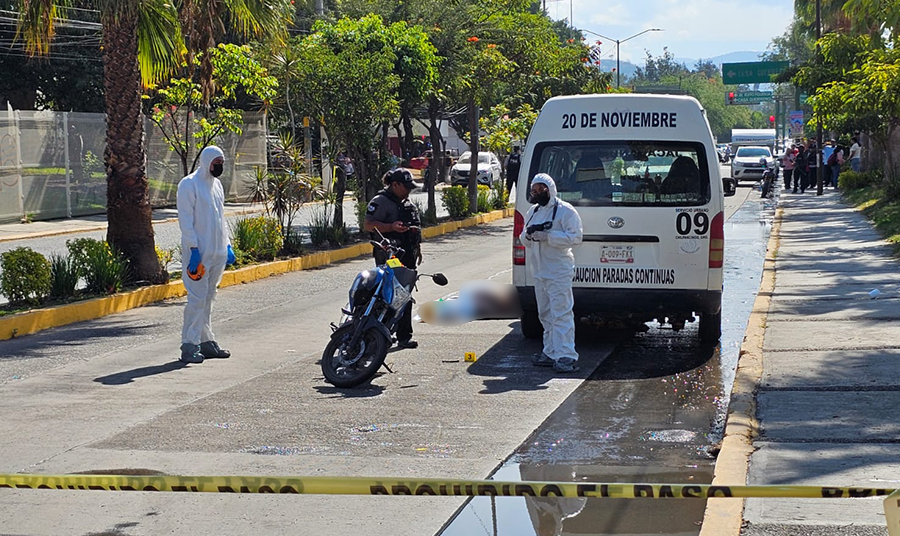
top-left (616, 40), bottom-right (620, 88)
top-left (580, 28), bottom-right (663, 88)
top-left (815, 0), bottom-right (824, 195)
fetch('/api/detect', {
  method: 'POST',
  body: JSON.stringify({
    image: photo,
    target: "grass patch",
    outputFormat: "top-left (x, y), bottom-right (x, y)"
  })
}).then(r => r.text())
top-left (844, 186), bottom-right (900, 254)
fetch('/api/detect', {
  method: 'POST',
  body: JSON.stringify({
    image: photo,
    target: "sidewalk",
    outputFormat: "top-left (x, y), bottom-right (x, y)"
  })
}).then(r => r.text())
top-left (742, 191), bottom-right (899, 536)
top-left (0, 204), bottom-right (262, 243)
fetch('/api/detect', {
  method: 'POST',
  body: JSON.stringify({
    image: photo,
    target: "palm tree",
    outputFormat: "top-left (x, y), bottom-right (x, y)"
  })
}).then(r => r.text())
top-left (16, 0), bottom-right (289, 283)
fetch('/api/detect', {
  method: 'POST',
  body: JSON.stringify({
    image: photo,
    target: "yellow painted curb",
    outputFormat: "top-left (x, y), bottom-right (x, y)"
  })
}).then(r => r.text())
top-left (0, 208), bottom-right (515, 342)
top-left (699, 207), bottom-right (783, 536)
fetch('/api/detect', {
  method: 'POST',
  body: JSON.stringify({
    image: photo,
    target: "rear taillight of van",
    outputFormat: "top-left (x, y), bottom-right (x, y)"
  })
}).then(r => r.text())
top-left (709, 211), bottom-right (724, 268)
top-left (513, 210), bottom-right (525, 265)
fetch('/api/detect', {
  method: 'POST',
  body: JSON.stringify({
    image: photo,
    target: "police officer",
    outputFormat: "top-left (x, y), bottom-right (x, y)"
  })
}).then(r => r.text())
top-left (505, 145), bottom-right (522, 195)
top-left (364, 168), bottom-right (423, 349)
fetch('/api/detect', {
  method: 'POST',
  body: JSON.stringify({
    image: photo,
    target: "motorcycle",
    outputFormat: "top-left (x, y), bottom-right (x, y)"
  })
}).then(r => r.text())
top-left (321, 231), bottom-right (448, 388)
top-left (759, 157), bottom-right (775, 198)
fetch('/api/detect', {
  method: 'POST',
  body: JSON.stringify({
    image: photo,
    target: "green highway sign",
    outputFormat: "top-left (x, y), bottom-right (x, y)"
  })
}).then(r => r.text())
top-left (722, 61), bottom-right (789, 84)
top-left (726, 91), bottom-right (774, 105)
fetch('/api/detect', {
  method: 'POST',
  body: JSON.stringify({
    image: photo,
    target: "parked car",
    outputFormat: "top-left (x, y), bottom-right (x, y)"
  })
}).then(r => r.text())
top-left (409, 149), bottom-right (458, 171)
top-left (450, 151), bottom-right (502, 186)
top-left (731, 146), bottom-right (777, 182)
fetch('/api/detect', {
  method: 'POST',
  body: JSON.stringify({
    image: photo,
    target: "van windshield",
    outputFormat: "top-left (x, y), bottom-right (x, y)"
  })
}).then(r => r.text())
top-left (528, 141), bottom-right (711, 207)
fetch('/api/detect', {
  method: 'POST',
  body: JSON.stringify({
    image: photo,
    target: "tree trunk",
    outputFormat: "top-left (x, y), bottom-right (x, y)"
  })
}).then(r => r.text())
top-left (102, 15), bottom-right (166, 284)
top-left (426, 98), bottom-right (444, 219)
top-left (392, 121), bottom-right (404, 163)
top-left (333, 166), bottom-right (345, 230)
top-left (402, 108), bottom-right (416, 159)
top-left (467, 95), bottom-right (480, 214)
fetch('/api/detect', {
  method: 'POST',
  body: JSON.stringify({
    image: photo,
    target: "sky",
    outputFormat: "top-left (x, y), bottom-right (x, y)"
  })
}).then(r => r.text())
top-left (546, 0), bottom-right (794, 63)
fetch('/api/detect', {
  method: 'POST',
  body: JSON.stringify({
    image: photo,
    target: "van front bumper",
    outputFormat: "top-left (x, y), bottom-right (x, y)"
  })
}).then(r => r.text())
top-left (516, 286), bottom-right (722, 317)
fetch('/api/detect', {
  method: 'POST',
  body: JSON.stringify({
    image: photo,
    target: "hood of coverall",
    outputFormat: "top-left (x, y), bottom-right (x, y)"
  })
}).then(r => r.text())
top-left (195, 146), bottom-right (225, 183)
top-left (531, 173), bottom-right (558, 201)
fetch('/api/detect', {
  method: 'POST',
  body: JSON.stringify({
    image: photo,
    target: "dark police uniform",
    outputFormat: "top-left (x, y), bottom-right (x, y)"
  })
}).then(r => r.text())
top-left (366, 187), bottom-right (421, 344)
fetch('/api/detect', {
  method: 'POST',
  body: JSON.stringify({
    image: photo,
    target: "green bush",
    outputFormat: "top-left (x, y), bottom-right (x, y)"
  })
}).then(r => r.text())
top-left (354, 198), bottom-right (369, 231)
top-left (0, 247), bottom-right (51, 305)
top-left (66, 238), bottom-right (109, 276)
top-left (441, 186), bottom-right (470, 219)
top-left (309, 209), bottom-right (351, 247)
top-left (476, 184), bottom-right (492, 213)
top-left (281, 228), bottom-right (305, 257)
top-left (490, 180), bottom-right (508, 210)
top-left (328, 223), bottom-right (351, 246)
top-left (232, 216), bottom-right (283, 261)
top-left (839, 170), bottom-right (879, 191)
top-left (49, 253), bottom-right (79, 300)
top-left (308, 206), bottom-right (330, 247)
top-left (83, 245), bottom-right (129, 295)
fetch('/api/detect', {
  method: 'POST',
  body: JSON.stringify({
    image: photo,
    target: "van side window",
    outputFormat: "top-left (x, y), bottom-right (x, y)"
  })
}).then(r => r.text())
top-left (528, 141), bottom-right (710, 207)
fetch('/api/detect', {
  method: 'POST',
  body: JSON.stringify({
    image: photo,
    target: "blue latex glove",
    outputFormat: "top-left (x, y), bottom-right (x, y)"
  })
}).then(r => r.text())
top-left (227, 245), bottom-right (236, 266)
top-left (187, 248), bottom-right (201, 274)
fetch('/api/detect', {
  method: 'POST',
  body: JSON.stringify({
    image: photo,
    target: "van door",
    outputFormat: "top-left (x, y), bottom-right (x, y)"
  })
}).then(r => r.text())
top-left (525, 140), bottom-right (716, 292)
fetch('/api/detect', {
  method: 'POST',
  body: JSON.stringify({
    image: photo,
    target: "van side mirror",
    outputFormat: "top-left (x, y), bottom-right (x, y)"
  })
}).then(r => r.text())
top-left (723, 177), bottom-right (737, 197)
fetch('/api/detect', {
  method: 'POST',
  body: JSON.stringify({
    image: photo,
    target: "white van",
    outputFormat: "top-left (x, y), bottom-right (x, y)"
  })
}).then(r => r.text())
top-left (512, 94), bottom-right (736, 342)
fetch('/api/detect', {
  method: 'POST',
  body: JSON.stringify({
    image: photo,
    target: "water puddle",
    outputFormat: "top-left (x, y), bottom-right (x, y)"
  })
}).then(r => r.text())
top-left (440, 196), bottom-right (774, 535)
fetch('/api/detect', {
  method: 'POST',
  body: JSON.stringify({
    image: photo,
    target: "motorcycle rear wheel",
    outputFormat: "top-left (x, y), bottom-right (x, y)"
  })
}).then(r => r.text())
top-left (321, 323), bottom-right (389, 388)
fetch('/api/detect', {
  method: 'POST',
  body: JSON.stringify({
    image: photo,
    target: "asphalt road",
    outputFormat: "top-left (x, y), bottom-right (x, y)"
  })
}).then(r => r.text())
top-left (0, 170), bottom-right (763, 535)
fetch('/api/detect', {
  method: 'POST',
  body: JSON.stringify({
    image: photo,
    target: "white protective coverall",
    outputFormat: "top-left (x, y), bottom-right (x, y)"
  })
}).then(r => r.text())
top-left (177, 146), bottom-right (230, 346)
top-left (519, 174), bottom-right (584, 361)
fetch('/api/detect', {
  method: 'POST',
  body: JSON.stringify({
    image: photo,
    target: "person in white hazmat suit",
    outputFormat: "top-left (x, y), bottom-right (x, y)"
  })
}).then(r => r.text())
top-left (177, 146), bottom-right (237, 363)
top-left (519, 173), bottom-right (583, 373)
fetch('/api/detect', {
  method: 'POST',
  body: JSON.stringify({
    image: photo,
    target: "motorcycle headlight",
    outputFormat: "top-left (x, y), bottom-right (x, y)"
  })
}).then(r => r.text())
top-left (349, 270), bottom-right (380, 307)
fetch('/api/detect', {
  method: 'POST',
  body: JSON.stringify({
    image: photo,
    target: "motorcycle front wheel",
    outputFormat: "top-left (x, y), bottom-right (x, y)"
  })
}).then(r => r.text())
top-left (321, 323), bottom-right (389, 388)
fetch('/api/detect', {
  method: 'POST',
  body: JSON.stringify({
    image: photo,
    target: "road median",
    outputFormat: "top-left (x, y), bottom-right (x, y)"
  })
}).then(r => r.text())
top-left (0, 208), bottom-right (514, 341)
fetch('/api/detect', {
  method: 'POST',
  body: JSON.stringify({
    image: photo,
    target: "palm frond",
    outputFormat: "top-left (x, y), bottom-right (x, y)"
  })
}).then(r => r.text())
top-left (137, 0), bottom-right (186, 86)
top-left (16, 0), bottom-right (69, 56)
top-left (221, 0), bottom-right (290, 42)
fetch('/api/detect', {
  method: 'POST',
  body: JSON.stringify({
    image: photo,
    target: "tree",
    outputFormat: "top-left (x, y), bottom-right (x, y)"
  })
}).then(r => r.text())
top-left (289, 15), bottom-right (401, 227)
top-left (147, 43), bottom-right (278, 177)
top-left (812, 47), bottom-right (900, 193)
top-left (480, 103), bottom-right (537, 156)
top-left (15, 0), bottom-right (291, 283)
top-left (632, 48), bottom-right (690, 84)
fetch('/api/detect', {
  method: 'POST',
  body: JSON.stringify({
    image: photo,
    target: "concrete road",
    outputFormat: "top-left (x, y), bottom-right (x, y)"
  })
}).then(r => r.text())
top-left (0, 167), bottom-right (760, 535)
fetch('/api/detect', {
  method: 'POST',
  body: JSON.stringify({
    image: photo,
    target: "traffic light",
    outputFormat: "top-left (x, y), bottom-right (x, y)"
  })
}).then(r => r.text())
top-left (727, 92), bottom-right (735, 105)
top-left (769, 115), bottom-right (776, 125)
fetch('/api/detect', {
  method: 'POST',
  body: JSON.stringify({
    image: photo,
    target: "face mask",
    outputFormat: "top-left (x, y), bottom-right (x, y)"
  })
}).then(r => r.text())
top-left (210, 162), bottom-right (224, 177)
top-left (533, 191), bottom-right (551, 206)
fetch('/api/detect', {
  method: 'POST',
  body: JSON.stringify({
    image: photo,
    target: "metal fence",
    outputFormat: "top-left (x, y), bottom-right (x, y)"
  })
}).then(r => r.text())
top-left (0, 108), bottom-right (267, 224)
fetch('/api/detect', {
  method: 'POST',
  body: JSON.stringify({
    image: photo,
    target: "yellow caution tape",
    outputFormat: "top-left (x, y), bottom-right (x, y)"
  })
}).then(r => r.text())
top-left (0, 474), bottom-right (893, 498)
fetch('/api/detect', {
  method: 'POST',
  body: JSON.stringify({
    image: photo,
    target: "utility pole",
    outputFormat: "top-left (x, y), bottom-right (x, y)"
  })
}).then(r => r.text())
top-left (816, 0), bottom-right (824, 195)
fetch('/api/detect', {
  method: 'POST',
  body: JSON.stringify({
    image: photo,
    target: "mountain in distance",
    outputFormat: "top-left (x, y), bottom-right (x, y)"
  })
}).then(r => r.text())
top-left (597, 51), bottom-right (765, 81)
top-left (674, 51), bottom-right (765, 68)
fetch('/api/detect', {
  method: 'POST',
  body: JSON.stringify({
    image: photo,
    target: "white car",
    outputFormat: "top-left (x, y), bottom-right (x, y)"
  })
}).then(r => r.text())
top-left (731, 146), bottom-right (776, 182)
top-left (450, 151), bottom-right (502, 186)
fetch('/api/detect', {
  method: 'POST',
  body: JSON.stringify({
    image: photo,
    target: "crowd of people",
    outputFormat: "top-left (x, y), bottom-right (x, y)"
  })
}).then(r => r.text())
top-left (779, 137), bottom-right (862, 194)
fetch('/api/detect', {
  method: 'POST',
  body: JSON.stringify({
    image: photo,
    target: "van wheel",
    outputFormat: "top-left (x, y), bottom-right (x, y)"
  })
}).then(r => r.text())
top-left (698, 311), bottom-right (722, 343)
top-left (520, 310), bottom-right (543, 339)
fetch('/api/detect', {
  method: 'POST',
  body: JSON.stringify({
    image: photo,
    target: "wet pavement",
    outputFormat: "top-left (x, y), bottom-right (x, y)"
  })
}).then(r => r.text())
top-left (441, 188), bottom-right (775, 536)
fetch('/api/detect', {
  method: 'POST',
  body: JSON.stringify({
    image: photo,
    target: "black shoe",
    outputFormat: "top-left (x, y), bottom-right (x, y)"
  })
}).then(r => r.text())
top-left (397, 339), bottom-right (418, 349)
top-left (180, 343), bottom-right (203, 364)
top-left (532, 353), bottom-right (554, 367)
top-left (792, 189), bottom-right (798, 193)
top-left (200, 341), bottom-right (231, 359)
top-left (553, 357), bottom-right (579, 373)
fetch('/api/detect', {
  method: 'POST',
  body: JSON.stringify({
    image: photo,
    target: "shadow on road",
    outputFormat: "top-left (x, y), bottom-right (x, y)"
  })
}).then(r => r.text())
top-left (94, 360), bottom-right (187, 385)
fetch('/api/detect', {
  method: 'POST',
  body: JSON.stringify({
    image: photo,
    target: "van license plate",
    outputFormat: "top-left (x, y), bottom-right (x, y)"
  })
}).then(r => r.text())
top-left (600, 245), bottom-right (634, 264)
